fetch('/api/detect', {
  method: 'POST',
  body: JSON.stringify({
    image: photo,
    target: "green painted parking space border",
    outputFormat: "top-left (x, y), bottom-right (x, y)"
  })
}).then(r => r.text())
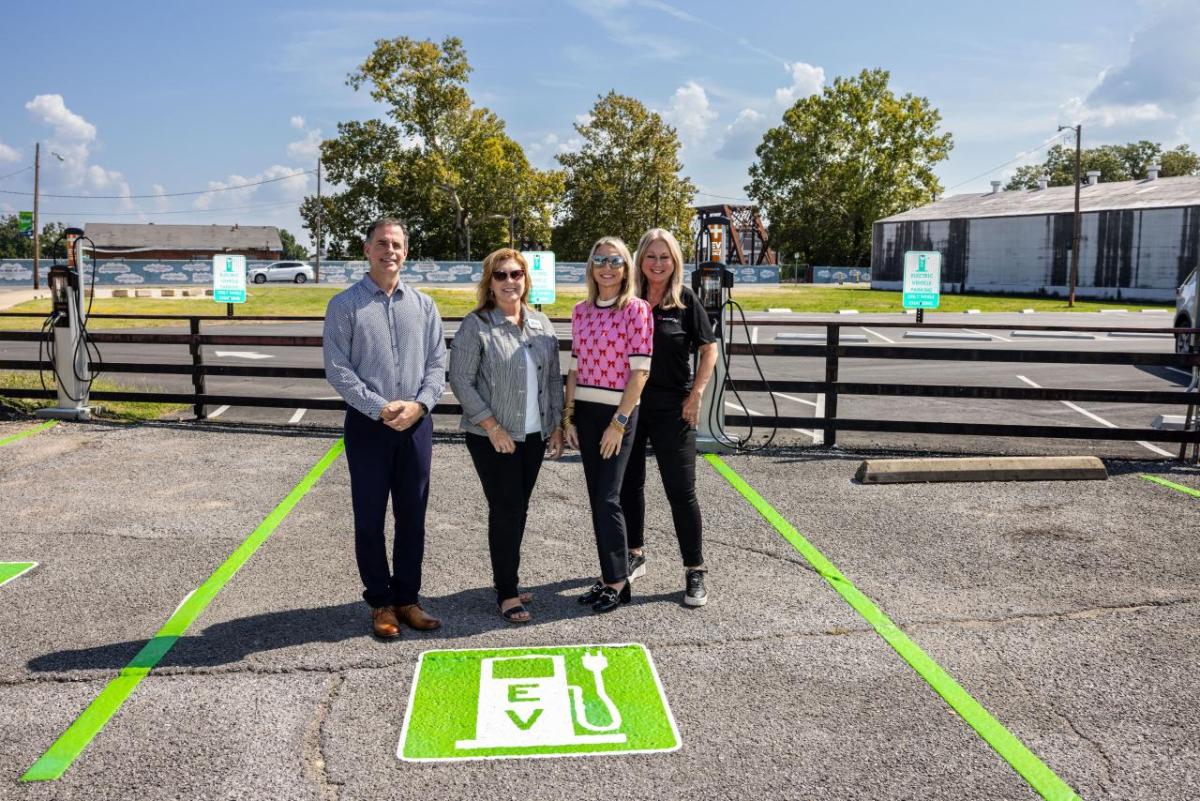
top-left (21, 438), bottom-right (345, 782)
top-left (0, 561), bottom-right (38, 588)
top-left (1140, 473), bottom-right (1200, 499)
top-left (0, 420), bottom-right (57, 447)
top-left (704, 454), bottom-right (1082, 801)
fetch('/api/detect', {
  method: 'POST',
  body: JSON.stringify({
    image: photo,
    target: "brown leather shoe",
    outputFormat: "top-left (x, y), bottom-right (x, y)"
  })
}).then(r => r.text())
top-left (371, 606), bottom-right (401, 639)
top-left (394, 603), bottom-right (441, 631)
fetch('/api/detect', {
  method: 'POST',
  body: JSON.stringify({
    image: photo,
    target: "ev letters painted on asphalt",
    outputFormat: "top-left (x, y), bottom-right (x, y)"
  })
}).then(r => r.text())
top-left (398, 644), bottom-right (679, 761)
top-left (0, 561), bottom-right (37, 588)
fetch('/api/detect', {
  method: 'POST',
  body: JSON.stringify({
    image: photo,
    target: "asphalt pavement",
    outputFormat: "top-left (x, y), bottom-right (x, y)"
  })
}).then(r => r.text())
top-left (0, 419), bottom-right (1198, 800)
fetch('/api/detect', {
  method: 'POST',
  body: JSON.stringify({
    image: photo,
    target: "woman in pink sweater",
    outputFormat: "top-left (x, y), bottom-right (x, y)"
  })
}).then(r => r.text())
top-left (563, 236), bottom-right (654, 613)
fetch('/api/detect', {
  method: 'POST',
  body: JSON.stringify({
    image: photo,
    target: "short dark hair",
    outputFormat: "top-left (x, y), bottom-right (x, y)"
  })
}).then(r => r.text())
top-left (364, 217), bottom-right (409, 245)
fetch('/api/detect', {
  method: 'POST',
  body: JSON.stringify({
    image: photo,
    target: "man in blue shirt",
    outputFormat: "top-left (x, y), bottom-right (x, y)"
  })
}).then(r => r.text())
top-left (323, 218), bottom-right (446, 639)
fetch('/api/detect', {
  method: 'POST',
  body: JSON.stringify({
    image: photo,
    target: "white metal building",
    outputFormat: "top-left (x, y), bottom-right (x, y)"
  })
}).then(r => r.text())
top-left (871, 172), bottom-right (1200, 301)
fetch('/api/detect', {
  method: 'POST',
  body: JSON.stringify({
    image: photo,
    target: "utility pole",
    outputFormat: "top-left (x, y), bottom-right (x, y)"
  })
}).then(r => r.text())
top-left (1059, 124), bottom-right (1082, 307)
top-left (314, 158), bottom-right (322, 283)
top-left (33, 143), bottom-right (40, 289)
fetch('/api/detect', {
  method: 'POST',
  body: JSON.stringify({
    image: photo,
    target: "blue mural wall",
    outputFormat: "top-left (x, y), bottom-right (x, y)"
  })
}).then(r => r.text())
top-left (812, 266), bottom-right (871, 284)
top-left (0, 259), bottom-right (780, 286)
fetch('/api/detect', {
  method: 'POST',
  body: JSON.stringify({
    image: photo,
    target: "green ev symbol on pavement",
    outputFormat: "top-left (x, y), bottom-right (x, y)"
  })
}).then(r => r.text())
top-left (0, 562), bottom-right (37, 588)
top-left (398, 644), bottom-right (679, 761)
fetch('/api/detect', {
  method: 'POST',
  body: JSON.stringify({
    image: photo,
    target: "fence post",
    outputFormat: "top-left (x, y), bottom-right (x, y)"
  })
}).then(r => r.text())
top-left (189, 317), bottom-right (207, 420)
top-left (824, 323), bottom-right (839, 447)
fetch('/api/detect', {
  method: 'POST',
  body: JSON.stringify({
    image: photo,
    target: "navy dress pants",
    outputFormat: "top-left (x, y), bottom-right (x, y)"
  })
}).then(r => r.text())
top-left (343, 408), bottom-right (432, 608)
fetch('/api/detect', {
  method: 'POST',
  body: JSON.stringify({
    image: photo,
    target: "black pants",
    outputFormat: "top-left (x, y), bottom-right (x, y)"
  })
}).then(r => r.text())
top-left (620, 402), bottom-right (703, 566)
top-left (464, 431), bottom-right (546, 602)
top-left (575, 401), bottom-right (638, 584)
top-left (343, 408), bottom-right (432, 608)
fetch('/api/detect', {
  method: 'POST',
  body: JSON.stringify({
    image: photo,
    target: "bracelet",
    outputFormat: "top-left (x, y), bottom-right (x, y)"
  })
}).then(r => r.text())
top-left (608, 419), bottom-right (626, 434)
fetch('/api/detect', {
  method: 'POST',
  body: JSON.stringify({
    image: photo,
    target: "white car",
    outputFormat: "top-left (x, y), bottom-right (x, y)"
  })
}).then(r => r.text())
top-left (1176, 267), bottom-right (1197, 355)
top-left (248, 260), bottom-right (314, 284)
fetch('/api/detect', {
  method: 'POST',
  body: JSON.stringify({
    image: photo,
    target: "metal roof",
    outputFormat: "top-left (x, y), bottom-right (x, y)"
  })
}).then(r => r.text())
top-left (877, 175), bottom-right (1200, 224)
top-left (83, 223), bottom-right (282, 251)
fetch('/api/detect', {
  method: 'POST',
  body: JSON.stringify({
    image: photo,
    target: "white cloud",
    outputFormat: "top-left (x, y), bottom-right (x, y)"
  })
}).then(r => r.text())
top-left (193, 165), bottom-right (310, 211)
top-left (25, 94), bottom-right (96, 142)
top-left (0, 142), bottom-right (19, 163)
top-left (287, 128), bottom-right (322, 162)
top-left (716, 108), bottom-right (767, 160)
top-left (152, 184), bottom-right (169, 213)
top-left (24, 93), bottom-right (134, 210)
top-left (663, 81), bottom-right (717, 146)
top-left (1061, 96), bottom-right (1169, 128)
top-left (775, 62), bottom-right (825, 107)
top-left (290, 115), bottom-right (306, 130)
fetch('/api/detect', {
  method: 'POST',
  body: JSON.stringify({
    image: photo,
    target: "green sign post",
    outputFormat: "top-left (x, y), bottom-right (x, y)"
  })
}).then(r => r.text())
top-left (398, 644), bottom-right (679, 761)
top-left (902, 251), bottom-right (942, 309)
top-left (18, 211), bottom-right (33, 237)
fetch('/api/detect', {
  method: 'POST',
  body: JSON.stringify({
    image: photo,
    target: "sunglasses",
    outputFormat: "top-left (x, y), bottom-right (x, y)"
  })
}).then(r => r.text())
top-left (591, 255), bottom-right (626, 268)
top-left (492, 269), bottom-right (525, 281)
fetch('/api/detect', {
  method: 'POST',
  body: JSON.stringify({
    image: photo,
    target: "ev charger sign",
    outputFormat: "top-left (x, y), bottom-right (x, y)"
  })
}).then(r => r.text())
top-left (524, 251), bottom-right (556, 305)
top-left (398, 644), bottom-right (679, 761)
top-left (902, 251), bottom-right (942, 309)
top-left (212, 255), bottom-right (247, 303)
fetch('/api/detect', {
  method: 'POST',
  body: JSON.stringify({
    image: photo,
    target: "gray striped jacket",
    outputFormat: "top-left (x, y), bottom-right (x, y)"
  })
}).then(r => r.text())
top-left (448, 306), bottom-right (565, 440)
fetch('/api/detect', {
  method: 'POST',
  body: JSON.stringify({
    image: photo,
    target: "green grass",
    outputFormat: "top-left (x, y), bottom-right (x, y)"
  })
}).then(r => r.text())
top-left (0, 371), bottom-right (187, 422)
top-left (0, 283), bottom-right (1174, 330)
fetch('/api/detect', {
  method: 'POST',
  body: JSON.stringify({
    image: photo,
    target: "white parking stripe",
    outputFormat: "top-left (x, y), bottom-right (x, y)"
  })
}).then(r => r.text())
top-left (962, 328), bottom-right (1011, 342)
top-left (772, 391), bottom-right (818, 408)
top-left (725, 400), bottom-right (819, 440)
top-left (289, 408), bottom-right (307, 424)
top-left (751, 326), bottom-right (759, 344)
top-left (208, 405), bottom-right (230, 419)
top-left (1015, 375), bottom-right (1175, 457)
top-left (859, 327), bottom-right (896, 344)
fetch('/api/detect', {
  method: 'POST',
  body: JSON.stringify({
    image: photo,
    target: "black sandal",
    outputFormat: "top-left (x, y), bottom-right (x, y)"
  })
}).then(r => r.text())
top-left (500, 603), bottom-right (531, 624)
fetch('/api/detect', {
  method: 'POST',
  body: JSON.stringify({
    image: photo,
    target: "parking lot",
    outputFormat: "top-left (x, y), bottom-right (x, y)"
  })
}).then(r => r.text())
top-left (1, 417), bottom-right (1198, 800)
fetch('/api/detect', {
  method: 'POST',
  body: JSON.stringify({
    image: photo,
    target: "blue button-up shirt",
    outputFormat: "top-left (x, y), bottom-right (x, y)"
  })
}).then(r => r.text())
top-left (323, 274), bottom-right (446, 419)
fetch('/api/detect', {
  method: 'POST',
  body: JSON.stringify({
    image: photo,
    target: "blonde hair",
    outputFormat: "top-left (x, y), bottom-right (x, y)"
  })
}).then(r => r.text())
top-left (584, 236), bottom-right (637, 308)
top-left (473, 248), bottom-right (530, 314)
top-left (634, 228), bottom-right (686, 310)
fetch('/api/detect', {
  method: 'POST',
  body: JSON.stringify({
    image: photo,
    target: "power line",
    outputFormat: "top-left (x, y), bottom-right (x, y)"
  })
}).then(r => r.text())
top-left (942, 131), bottom-right (1072, 193)
top-left (39, 199), bottom-right (301, 217)
top-left (0, 165), bottom-right (33, 182)
top-left (0, 169), bottom-right (315, 199)
top-left (694, 190), bottom-right (754, 204)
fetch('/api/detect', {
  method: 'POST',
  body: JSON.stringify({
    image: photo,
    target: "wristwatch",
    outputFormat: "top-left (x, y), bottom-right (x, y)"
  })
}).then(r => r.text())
top-left (416, 402), bottom-right (429, 417)
top-left (613, 411), bottom-right (630, 427)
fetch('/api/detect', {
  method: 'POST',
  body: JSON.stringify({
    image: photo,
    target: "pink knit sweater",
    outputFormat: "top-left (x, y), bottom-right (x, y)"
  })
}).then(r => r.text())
top-left (570, 297), bottom-right (654, 405)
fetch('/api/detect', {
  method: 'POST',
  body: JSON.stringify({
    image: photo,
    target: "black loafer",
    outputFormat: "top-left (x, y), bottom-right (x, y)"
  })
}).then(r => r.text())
top-left (577, 581), bottom-right (606, 605)
top-left (591, 582), bottom-right (631, 613)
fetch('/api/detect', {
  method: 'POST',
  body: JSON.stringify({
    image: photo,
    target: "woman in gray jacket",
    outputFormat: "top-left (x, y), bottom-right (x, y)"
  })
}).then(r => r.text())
top-left (448, 248), bottom-right (565, 623)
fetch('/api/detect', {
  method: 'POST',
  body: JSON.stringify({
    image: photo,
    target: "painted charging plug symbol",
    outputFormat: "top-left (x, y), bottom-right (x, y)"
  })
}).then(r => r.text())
top-left (456, 650), bottom-right (626, 750)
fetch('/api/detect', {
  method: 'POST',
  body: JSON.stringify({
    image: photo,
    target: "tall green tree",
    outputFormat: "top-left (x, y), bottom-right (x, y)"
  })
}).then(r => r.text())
top-left (301, 36), bottom-right (562, 260)
top-left (277, 228), bottom-right (308, 260)
top-left (747, 68), bottom-right (952, 267)
top-left (1005, 140), bottom-right (1200, 189)
top-left (554, 91), bottom-right (696, 260)
top-left (0, 215), bottom-right (67, 259)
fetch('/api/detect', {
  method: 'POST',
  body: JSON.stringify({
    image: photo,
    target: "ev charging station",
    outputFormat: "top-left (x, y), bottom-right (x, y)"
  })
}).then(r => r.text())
top-left (692, 215), bottom-right (736, 452)
top-left (36, 227), bottom-right (94, 421)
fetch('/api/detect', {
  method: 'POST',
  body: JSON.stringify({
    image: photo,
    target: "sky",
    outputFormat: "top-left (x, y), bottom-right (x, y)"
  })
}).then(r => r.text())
top-left (2, 0), bottom-right (1198, 252)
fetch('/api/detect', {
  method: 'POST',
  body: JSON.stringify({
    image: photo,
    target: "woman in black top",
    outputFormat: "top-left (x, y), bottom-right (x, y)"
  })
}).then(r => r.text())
top-left (620, 228), bottom-right (718, 606)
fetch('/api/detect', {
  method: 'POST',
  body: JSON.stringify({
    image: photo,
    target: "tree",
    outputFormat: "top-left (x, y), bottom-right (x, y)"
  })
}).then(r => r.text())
top-left (747, 68), bottom-right (952, 267)
top-left (1006, 140), bottom-right (1200, 189)
top-left (554, 92), bottom-right (696, 261)
top-left (278, 228), bottom-right (308, 260)
top-left (302, 36), bottom-right (562, 260)
top-left (0, 215), bottom-right (67, 259)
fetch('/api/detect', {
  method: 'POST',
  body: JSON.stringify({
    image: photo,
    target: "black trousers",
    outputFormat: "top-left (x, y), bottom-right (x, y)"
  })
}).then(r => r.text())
top-left (575, 401), bottom-right (638, 584)
top-left (620, 402), bottom-right (703, 567)
top-left (464, 431), bottom-right (546, 602)
top-left (343, 408), bottom-right (432, 608)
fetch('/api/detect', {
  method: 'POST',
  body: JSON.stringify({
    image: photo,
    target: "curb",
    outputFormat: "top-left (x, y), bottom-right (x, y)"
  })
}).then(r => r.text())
top-left (855, 455), bottom-right (1108, 484)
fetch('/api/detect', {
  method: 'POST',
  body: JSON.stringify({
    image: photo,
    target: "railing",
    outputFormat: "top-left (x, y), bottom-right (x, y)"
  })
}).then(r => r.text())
top-left (1, 312), bottom-right (1198, 458)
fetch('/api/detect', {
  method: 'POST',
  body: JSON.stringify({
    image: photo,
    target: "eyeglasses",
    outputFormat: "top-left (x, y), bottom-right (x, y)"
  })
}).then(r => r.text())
top-left (591, 255), bottom-right (626, 268)
top-left (492, 269), bottom-right (525, 281)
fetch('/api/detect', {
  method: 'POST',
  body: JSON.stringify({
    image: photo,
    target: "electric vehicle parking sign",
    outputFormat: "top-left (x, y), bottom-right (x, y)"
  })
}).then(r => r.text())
top-left (212, 255), bottom-right (247, 303)
top-left (398, 644), bottom-right (679, 761)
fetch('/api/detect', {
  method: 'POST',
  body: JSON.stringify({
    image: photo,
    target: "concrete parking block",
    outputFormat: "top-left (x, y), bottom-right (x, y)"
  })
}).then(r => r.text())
top-left (854, 455), bottom-right (1108, 484)
top-left (1009, 330), bottom-right (1095, 339)
top-left (903, 330), bottom-right (992, 341)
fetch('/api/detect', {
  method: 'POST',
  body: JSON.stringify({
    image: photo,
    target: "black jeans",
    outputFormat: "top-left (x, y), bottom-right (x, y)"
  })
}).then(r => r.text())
top-left (620, 402), bottom-right (703, 567)
top-left (575, 401), bottom-right (638, 584)
top-left (343, 408), bottom-right (432, 608)
top-left (464, 431), bottom-right (546, 602)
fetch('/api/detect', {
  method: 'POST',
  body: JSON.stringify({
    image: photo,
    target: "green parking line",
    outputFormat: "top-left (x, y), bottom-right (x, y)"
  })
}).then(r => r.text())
top-left (704, 454), bottom-right (1082, 801)
top-left (1140, 474), bottom-right (1200, 499)
top-left (0, 561), bottom-right (38, 588)
top-left (22, 438), bottom-right (345, 782)
top-left (0, 421), bottom-right (57, 447)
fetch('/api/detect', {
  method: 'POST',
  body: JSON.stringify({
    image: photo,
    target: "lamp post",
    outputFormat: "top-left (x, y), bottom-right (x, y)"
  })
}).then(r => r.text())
top-left (1058, 124), bottom-right (1082, 307)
